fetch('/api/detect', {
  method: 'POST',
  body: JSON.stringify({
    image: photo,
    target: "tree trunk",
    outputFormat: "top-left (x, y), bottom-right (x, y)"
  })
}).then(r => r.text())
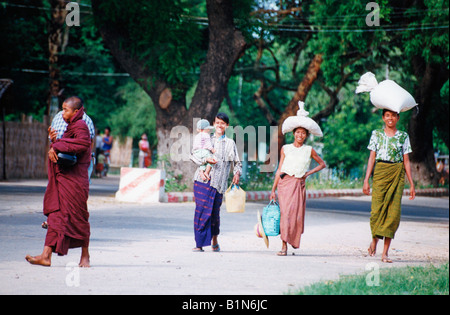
top-left (92, 0), bottom-right (246, 189)
top-left (277, 54), bottom-right (323, 154)
top-left (188, 0), bottom-right (247, 123)
top-left (409, 57), bottom-right (447, 187)
top-left (47, 0), bottom-right (67, 119)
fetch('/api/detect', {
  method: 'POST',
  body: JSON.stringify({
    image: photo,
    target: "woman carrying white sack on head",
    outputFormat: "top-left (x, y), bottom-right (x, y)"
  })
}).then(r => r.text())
top-left (270, 101), bottom-right (326, 256)
top-left (356, 72), bottom-right (416, 263)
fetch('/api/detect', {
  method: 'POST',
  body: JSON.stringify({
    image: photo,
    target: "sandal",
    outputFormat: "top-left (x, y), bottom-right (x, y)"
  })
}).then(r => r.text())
top-left (212, 244), bottom-right (220, 252)
top-left (277, 251), bottom-right (287, 256)
top-left (192, 247), bottom-right (204, 252)
top-left (381, 256), bottom-right (393, 263)
top-left (368, 244), bottom-right (376, 257)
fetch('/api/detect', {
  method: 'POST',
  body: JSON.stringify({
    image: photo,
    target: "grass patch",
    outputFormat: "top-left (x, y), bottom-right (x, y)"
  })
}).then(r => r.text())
top-left (291, 263), bottom-right (449, 295)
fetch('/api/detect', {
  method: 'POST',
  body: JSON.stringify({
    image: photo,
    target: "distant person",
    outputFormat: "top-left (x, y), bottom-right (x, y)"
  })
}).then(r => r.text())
top-left (363, 109), bottom-right (415, 263)
top-left (436, 158), bottom-right (447, 185)
top-left (192, 119), bottom-right (216, 180)
top-left (26, 96), bottom-right (92, 267)
top-left (102, 126), bottom-right (113, 176)
top-left (96, 149), bottom-right (106, 178)
top-left (138, 133), bottom-right (152, 168)
top-left (95, 130), bottom-right (103, 160)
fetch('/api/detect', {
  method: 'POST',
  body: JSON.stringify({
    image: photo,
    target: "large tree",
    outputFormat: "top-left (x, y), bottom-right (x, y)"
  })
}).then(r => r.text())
top-left (238, 1), bottom-right (389, 155)
top-left (397, 0), bottom-right (449, 186)
top-left (91, 0), bottom-right (250, 185)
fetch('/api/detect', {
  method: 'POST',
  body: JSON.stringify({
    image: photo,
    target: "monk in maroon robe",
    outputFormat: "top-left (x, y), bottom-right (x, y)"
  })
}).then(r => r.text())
top-left (26, 97), bottom-right (92, 267)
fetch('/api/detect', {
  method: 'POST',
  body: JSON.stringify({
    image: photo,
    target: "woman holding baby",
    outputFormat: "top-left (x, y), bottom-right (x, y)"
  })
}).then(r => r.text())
top-left (190, 113), bottom-right (242, 252)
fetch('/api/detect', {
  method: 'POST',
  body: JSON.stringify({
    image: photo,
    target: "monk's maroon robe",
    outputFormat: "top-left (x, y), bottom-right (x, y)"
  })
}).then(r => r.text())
top-left (43, 107), bottom-right (91, 256)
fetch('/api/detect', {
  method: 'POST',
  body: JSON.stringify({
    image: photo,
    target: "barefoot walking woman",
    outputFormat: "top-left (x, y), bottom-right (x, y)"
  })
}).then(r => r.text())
top-left (270, 102), bottom-right (326, 256)
top-left (363, 109), bottom-right (416, 263)
top-left (356, 71), bottom-right (417, 263)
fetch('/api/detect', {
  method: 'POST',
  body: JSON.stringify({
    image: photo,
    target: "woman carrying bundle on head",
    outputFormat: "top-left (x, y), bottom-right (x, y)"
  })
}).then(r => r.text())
top-left (270, 101), bottom-right (326, 256)
top-left (357, 72), bottom-right (417, 263)
top-left (362, 109), bottom-right (416, 263)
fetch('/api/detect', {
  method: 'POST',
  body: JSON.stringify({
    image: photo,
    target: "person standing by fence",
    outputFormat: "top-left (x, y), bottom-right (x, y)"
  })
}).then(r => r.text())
top-left (102, 126), bottom-right (113, 176)
top-left (138, 133), bottom-right (151, 168)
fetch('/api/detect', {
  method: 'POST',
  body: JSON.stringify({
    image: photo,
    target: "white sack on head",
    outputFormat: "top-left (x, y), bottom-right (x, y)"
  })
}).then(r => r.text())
top-left (355, 72), bottom-right (417, 113)
top-left (281, 101), bottom-right (323, 137)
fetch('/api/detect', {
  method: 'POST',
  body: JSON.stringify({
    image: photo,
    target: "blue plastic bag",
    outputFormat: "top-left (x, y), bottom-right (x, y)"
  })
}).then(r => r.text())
top-left (262, 200), bottom-right (280, 236)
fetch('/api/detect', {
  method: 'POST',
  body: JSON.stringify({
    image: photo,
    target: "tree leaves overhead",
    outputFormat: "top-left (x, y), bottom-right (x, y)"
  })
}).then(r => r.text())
top-left (95, 0), bottom-right (205, 86)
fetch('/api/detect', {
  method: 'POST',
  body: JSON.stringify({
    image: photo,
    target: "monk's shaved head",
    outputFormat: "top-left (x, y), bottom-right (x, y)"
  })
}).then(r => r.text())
top-left (64, 96), bottom-right (84, 110)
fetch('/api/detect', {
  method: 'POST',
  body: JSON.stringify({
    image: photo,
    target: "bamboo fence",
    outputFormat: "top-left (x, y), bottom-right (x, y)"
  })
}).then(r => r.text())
top-left (0, 121), bottom-right (48, 179)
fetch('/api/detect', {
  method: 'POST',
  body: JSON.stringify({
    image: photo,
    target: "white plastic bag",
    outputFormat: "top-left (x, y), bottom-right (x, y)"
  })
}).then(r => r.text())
top-left (225, 184), bottom-right (246, 213)
top-left (356, 72), bottom-right (417, 113)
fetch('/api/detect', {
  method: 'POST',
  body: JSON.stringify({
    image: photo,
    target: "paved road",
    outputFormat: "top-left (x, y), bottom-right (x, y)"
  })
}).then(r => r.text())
top-left (307, 196), bottom-right (449, 221)
top-left (0, 177), bottom-right (448, 296)
top-left (1, 177), bottom-right (447, 220)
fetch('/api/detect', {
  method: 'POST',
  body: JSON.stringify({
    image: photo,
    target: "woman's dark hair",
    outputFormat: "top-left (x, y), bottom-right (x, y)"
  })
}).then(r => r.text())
top-left (293, 126), bottom-right (310, 137)
top-left (215, 112), bottom-right (229, 124)
top-left (382, 109), bottom-right (400, 117)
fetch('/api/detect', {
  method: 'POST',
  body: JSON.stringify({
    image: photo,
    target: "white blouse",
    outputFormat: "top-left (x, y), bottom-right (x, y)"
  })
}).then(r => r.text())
top-left (280, 144), bottom-right (312, 178)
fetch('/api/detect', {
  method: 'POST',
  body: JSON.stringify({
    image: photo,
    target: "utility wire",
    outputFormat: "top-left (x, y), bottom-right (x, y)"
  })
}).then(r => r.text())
top-left (13, 68), bottom-right (130, 77)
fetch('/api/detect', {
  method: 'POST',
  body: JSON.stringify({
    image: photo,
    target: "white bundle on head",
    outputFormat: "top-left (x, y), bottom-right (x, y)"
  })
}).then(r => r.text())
top-left (356, 72), bottom-right (417, 113)
top-left (282, 101), bottom-right (323, 137)
top-left (296, 101), bottom-right (309, 117)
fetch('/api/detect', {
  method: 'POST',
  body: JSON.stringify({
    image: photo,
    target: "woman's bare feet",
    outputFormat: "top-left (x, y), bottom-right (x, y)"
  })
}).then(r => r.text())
top-left (381, 256), bottom-right (393, 263)
top-left (277, 241), bottom-right (288, 256)
top-left (368, 244), bottom-right (376, 256)
top-left (368, 238), bottom-right (378, 257)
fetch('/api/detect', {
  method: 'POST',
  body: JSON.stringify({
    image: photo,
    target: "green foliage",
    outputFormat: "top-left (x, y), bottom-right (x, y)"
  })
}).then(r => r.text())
top-left (292, 263), bottom-right (449, 295)
top-left (60, 11), bottom-right (133, 131)
top-left (0, 0), bottom-right (48, 117)
top-left (238, 161), bottom-right (275, 191)
top-left (401, 0), bottom-right (449, 64)
top-left (158, 154), bottom-right (188, 192)
top-left (321, 88), bottom-right (380, 176)
top-left (2, 0), bottom-right (448, 187)
top-left (309, 0), bottom-right (392, 86)
top-left (95, 0), bottom-right (205, 87)
top-left (108, 81), bottom-right (157, 147)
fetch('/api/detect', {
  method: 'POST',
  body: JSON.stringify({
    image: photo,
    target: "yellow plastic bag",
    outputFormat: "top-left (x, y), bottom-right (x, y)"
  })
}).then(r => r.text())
top-left (225, 184), bottom-right (246, 213)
